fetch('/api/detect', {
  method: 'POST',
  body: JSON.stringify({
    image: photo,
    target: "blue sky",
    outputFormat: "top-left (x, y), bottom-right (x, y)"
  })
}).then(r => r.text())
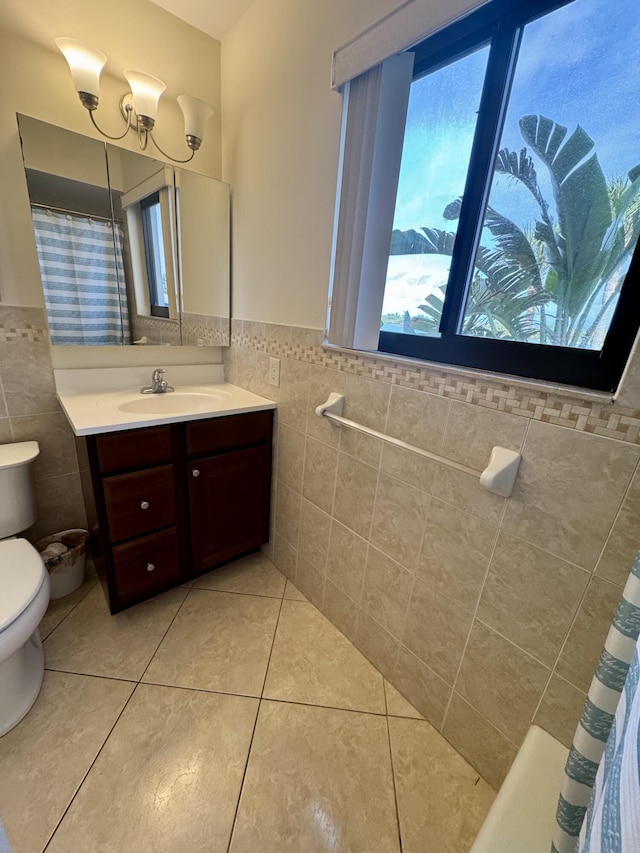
top-left (392, 0), bottom-right (640, 235)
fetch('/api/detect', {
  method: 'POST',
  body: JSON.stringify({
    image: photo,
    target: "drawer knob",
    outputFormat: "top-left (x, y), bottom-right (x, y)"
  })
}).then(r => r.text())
top-left (192, 469), bottom-right (200, 478)
top-left (140, 500), bottom-right (150, 510)
top-left (146, 562), bottom-right (155, 572)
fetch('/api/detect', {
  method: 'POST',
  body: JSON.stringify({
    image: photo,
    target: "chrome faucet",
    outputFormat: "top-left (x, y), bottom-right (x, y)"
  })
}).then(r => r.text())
top-left (141, 368), bottom-right (175, 394)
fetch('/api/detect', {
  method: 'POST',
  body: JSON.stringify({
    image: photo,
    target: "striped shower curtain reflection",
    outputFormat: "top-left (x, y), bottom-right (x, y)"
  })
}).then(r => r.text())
top-left (31, 208), bottom-right (130, 345)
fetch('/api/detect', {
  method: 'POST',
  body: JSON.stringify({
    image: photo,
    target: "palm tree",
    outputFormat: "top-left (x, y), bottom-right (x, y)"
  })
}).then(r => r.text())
top-left (389, 115), bottom-right (640, 347)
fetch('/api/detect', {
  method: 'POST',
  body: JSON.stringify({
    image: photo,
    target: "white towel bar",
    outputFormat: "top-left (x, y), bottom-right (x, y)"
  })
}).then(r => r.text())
top-left (315, 392), bottom-right (521, 498)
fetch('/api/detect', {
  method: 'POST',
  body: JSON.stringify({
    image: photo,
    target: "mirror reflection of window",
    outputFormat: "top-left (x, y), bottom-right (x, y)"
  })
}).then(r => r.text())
top-left (140, 191), bottom-right (170, 318)
top-left (116, 155), bottom-right (179, 335)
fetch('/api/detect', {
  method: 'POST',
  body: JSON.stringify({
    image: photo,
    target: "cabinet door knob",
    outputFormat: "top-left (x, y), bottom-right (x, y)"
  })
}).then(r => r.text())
top-left (146, 562), bottom-right (155, 572)
top-left (140, 500), bottom-right (150, 510)
top-left (192, 469), bottom-right (200, 477)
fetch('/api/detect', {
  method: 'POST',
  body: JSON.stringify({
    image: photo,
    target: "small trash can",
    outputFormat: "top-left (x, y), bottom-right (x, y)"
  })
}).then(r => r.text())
top-left (36, 528), bottom-right (89, 600)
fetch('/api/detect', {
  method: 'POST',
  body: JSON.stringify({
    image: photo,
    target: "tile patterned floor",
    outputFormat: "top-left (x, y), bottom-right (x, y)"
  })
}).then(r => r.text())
top-left (0, 552), bottom-right (495, 852)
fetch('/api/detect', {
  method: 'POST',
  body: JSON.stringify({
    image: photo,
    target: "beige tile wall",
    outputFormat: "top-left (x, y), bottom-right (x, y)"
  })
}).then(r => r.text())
top-left (0, 305), bottom-right (87, 541)
top-left (129, 314), bottom-right (181, 347)
top-left (181, 313), bottom-right (230, 347)
top-left (225, 319), bottom-right (640, 789)
top-left (5, 301), bottom-right (636, 788)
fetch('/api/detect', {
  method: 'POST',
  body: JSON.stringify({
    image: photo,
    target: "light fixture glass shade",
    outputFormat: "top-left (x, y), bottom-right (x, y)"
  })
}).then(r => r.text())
top-left (177, 95), bottom-right (214, 142)
top-left (123, 70), bottom-right (166, 121)
top-left (55, 37), bottom-right (107, 97)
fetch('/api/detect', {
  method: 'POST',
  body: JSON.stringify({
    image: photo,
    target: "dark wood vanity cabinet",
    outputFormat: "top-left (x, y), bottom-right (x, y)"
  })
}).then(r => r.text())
top-left (84, 410), bottom-right (273, 613)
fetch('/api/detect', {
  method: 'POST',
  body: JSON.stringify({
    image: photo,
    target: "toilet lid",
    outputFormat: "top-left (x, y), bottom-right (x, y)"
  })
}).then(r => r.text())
top-left (0, 440), bottom-right (39, 470)
top-left (0, 539), bottom-right (46, 632)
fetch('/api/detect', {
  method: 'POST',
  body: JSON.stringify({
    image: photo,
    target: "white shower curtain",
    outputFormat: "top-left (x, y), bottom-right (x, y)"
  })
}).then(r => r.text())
top-left (31, 208), bottom-right (130, 345)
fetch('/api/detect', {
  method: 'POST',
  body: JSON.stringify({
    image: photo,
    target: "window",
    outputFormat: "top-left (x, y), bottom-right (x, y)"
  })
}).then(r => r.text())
top-left (119, 163), bottom-right (178, 323)
top-left (331, 0), bottom-right (640, 391)
top-left (140, 191), bottom-right (170, 318)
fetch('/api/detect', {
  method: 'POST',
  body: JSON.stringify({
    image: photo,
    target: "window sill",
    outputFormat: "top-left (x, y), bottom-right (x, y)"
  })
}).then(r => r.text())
top-left (322, 342), bottom-right (615, 406)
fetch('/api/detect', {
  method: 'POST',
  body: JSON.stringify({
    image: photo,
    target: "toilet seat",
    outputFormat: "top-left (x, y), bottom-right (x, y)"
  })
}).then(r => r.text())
top-left (0, 539), bottom-right (46, 632)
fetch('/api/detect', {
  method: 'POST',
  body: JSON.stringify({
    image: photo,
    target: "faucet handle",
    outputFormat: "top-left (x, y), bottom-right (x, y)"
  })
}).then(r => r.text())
top-left (140, 367), bottom-right (172, 394)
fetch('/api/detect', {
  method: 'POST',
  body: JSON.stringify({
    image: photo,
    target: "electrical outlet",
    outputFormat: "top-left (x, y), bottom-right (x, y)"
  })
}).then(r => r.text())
top-left (269, 357), bottom-right (281, 387)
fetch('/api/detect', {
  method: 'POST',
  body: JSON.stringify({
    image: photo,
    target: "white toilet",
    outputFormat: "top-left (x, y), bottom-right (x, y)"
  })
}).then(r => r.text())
top-left (0, 441), bottom-right (50, 736)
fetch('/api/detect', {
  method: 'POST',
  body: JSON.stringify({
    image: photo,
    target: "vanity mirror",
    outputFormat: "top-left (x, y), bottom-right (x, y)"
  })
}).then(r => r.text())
top-left (17, 114), bottom-right (230, 347)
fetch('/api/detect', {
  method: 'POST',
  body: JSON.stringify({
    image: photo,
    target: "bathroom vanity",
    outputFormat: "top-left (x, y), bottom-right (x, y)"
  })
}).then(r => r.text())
top-left (54, 366), bottom-right (275, 613)
top-left (86, 411), bottom-right (272, 612)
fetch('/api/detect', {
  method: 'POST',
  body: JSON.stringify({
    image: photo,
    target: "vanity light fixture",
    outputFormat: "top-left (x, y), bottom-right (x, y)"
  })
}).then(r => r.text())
top-left (55, 37), bottom-right (213, 163)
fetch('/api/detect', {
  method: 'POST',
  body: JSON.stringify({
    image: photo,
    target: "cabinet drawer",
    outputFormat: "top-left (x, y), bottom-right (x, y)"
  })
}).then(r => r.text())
top-left (186, 410), bottom-right (273, 457)
top-left (112, 527), bottom-right (180, 601)
top-left (103, 465), bottom-right (176, 542)
top-left (95, 425), bottom-right (173, 474)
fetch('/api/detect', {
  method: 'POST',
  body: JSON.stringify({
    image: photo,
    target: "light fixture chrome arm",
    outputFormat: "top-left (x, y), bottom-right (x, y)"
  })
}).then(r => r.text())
top-left (148, 131), bottom-right (196, 163)
top-left (119, 95), bottom-right (194, 161)
top-left (137, 125), bottom-right (150, 151)
top-left (88, 101), bottom-right (133, 141)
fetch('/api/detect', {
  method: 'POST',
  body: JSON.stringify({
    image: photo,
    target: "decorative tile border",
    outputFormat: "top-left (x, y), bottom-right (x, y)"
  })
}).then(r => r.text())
top-left (0, 306), bottom-right (49, 344)
top-left (0, 323), bottom-right (49, 344)
top-left (230, 320), bottom-right (640, 446)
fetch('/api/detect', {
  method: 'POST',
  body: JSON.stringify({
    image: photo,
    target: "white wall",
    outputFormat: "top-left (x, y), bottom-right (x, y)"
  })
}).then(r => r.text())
top-left (0, 0), bottom-right (221, 308)
top-left (220, 0), bottom-right (482, 329)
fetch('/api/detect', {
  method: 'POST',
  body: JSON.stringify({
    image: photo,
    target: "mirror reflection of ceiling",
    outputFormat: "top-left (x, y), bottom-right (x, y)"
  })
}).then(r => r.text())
top-left (149, 0), bottom-right (256, 40)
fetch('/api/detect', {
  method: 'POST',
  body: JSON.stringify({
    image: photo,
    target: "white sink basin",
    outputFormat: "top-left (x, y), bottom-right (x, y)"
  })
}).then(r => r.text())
top-left (96, 388), bottom-right (232, 415)
top-left (118, 393), bottom-right (229, 414)
top-left (55, 367), bottom-right (276, 436)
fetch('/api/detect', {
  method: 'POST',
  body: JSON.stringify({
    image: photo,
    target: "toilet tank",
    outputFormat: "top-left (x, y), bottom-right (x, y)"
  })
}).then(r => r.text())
top-left (0, 441), bottom-right (40, 538)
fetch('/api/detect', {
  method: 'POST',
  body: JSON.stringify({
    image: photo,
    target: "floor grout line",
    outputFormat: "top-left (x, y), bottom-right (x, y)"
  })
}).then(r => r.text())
top-left (226, 584), bottom-right (287, 852)
top-left (187, 585), bottom-right (287, 600)
top-left (225, 696), bottom-right (262, 853)
top-left (137, 586), bottom-right (194, 684)
top-left (43, 667), bottom-right (138, 684)
top-left (47, 668), bottom-right (424, 721)
top-left (40, 578), bottom-right (99, 642)
top-left (41, 682), bottom-right (140, 852)
top-left (385, 713), bottom-right (404, 853)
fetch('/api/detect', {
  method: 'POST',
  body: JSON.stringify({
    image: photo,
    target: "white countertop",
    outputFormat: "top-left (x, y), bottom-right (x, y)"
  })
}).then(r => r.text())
top-left (54, 365), bottom-right (276, 436)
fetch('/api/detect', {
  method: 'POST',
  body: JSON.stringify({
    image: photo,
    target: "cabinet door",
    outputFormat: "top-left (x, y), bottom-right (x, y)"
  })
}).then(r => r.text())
top-left (189, 445), bottom-right (271, 574)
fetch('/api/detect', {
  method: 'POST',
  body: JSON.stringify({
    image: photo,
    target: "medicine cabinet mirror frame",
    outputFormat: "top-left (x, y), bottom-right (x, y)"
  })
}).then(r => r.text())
top-left (16, 113), bottom-right (230, 348)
